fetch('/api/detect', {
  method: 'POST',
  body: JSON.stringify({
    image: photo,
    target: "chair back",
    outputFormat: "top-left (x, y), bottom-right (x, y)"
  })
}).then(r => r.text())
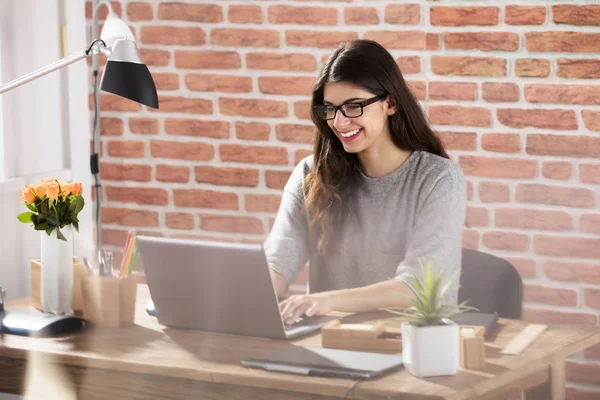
top-left (458, 248), bottom-right (523, 319)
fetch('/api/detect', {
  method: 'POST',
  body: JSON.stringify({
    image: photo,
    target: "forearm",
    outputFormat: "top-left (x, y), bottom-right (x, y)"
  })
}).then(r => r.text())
top-left (328, 279), bottom-right (413, 313)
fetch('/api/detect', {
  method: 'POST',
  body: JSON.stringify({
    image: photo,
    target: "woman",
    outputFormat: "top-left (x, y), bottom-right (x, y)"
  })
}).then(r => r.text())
top-left (264, 40), bottom-right (467, 325)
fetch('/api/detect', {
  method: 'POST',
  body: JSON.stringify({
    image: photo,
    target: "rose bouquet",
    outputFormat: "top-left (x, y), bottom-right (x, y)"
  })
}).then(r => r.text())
top-left (17, 178), bottom-right (85, 241)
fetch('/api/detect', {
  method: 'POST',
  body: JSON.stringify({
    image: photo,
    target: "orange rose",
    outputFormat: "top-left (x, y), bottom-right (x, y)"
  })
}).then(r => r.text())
top-left (41, 177), bottom-right (55, 183)
top-left (20, 186), bottom-right (35, 204)
top-left (32, 183), bottom-right (46, 199)
top-left (59, 181), bottom-right (72, 197)
top-left (46, 181), bottom-right (60, 200)
top-left (71, 181), bottom-right (83, 196)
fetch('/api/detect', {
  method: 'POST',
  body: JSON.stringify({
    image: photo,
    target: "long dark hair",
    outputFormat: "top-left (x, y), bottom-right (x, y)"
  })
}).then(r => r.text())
top-left (303, 39), bottom-right (448, 255)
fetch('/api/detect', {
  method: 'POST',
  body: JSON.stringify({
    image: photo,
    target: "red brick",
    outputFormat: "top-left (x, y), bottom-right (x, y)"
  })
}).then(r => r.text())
top-left (526, 32), bottom-right (600, 53)
top-left (101, 228), bottom-right (129, 247)
top-left (582, 110), bottom-right (600, 131)
top-left (566, 387), bottom-right (600, 400)
top-left (429, 82), bottom-right (477, 101)
top-left (236, 122), bottom-right (271, 141)
top-left (344, 6), bottom-right (378, 25)
top-left (479, 182), bottom-right (511, 203)
top-left (107, 140), bottom-right (145, 158)
top-left (245, 194), bottom-right (282, 213)
top-left (437, 132), bottom-right (477, 151)
top-left (85, 1), bottom-right (122, 19)
top-left (247, 53), bottom-right (317, 72)
top-left (481, 133), bottom-right (521, 153)
top-left (407, 81), bottom-right (426, 101)
top-left (220, 98), bottom-right (288, 118)
top-left (175, 51), bottom-right (241, 69)
top-left (584, 288), bottom-right (600, 309)
top-left (211, 28), bottom-right (279, 48)
top-left (523, 309), bottom-right (597, 326)
top-left (482, 83), bottom-right (519, 103)
top-left (542, 161), bottom-right (572, 181)
top-left (269, 5), bottom-right (336, 25)
top-left (102, 207), bottom-right (158, 227)
top-left (567, 361), bottom-right (600, 387)
top-left (527, 134), bottom-right (600, 158)
top-left (465, 206), bottom-right (488, 227)
top-left (466, 181), bottom-right (473, 201)
top-left (164, 119), bottom-right (230, 139)
top-left (397, 56), bottom-right (421, 75)
top-left (185, 74), bottom-right (252, 93)
top-left (459, 156), bottom-right (537, 179)
top-left (498, 109), bottom-right (577, 130)
top-left (157, 3), bottom-right (222, 22)
top-left (444, 32), bottom-right (519, 52)
top-left (93, 94), bottom-right (141, 112)
top-left (156, 165), bottom-right (190, 183)
top-left (535, 235), bottom-right (600, 259)
top-left (516, 184), bottom-right (595, 208)
top-left (228, 5), bottom-right (262, 24)
top-left (384, 4), bottom-right (420, 25)
top-left (276, 124), bottom-right (314, 144)
top-left (286, 30), bottom-right (359, 48)
top-left (581, 214), bottom-right (600, 234)
top-left (515, 58), bottom-right (551, 78)
top-left (195, 166), bottom-right (259, 187)
top-left (127, 2), bottom-right (153, 21)
top-left (100, 162), bottom-right (151, 182)
top-left (545, 260), bottom-right (600, 284)
top-left (294, 149), bottom-right (313, 164)
top-left (524, 284), bottom-right (578, 307)
top-left (431, 56), bottom-right (506, 77)
top-left (259, 76), bottom-right (315, 96)
top-left (173, 189), bottom-right (238, 210)
top-left (364, 31), bottom-right (425, 50)
top-left (140, 26), bottom-right (205, 46)
top-left (552, 5), bottom-right (600, 26)
top-left (483, 231), bottom-right (529, 251)
top-left (429, 105), bottom-right (491, 127)
top-left (495, 208), bottom-right (573, 231)
top-left (100, 117), bottom-right (123, 136)
top-left (525, 84), bottom-right (600, 105)
top-left (220, 144), bottom-right (288, 165)
top-left (426, 33), bottom-right (440, 51)
top-left (130, 117), bottom-right (159, 135)
top-left (557, 59), bottom-right (600, 79)
top-left (149, 96), bottom-right (212, 114)
top-left (462, 229), bottom-right (479, 250)
top-left (152, 73), bottom-right (179, 91)
top-left (166, 212), bottom-right (195, 230)
top-left (106, 186), bottom-right (168, 206)
top-left (200, 214), bottom-right (264, 234)
top-left (265, 170), bottom-right (292, 190)
top-left (580, 164), bottom-right (600, 184)
top-left (430, 6), bottom-right (499, 26)
top-left (294, 100), bottom-right (312, 120)
top-left (584, 344), bottom-right (600, 359)
top-left (139, 49), bottom-right (170, 67)
top-left (505, 5), bottom-right (546, 25)
top-left (150, 140), bottom-right (214, 161)
top-left (503, 257), bottom-right (537, 278)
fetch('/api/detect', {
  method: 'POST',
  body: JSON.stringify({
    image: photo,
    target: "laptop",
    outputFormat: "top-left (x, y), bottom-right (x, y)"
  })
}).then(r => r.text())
top-left (137, 236), bottom-right (337, 340)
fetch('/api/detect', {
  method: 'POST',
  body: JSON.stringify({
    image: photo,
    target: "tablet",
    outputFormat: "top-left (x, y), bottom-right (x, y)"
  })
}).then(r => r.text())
top-left (242, 346), bottom-right (403, 380)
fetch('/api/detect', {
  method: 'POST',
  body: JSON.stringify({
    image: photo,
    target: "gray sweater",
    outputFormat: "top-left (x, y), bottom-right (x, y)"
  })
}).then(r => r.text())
top-left (264, 151), bottom-right (467, 304)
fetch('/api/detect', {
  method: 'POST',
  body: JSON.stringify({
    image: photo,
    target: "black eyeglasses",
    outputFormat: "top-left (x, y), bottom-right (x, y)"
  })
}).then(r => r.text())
top-left (313, 95), bottom-right (386, 121)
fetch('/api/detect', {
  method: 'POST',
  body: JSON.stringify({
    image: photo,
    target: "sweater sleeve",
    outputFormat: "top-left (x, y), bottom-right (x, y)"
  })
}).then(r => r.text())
top-left (263, 160), bottom-right (312, 286)
top-left (394, 164), bottom-right (467, 304)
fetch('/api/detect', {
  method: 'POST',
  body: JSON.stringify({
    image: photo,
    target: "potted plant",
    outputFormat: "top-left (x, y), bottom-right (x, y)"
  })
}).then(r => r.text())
top-left (388, 260), bottom-right (476, 378)
top-left (17, 178), bottom-right (85, 314)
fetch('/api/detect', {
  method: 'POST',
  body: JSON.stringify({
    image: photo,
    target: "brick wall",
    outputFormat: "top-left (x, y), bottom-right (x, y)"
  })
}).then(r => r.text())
top-left (86, 1), bottom-right (600, 396)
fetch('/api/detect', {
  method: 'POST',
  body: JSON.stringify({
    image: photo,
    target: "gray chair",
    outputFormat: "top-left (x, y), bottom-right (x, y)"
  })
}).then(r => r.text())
top-left (457, 248), bottom-right (523, 319)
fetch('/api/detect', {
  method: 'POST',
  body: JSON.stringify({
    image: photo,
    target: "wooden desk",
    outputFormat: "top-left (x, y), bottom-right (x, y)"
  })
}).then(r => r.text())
top-left (1, 285), bottom-right (599, 400)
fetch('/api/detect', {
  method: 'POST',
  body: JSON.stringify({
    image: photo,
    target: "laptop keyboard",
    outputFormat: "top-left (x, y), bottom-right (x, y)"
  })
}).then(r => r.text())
top-left (283, 315), bottom-right (334, 331)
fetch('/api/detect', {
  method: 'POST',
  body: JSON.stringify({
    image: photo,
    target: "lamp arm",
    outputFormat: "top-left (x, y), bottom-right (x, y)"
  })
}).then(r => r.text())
top-left (0, 39), bottom-right (109, 95)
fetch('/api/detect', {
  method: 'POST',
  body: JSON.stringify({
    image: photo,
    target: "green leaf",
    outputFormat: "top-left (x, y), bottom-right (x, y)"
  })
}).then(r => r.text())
top-left (46, 227), bottom-right (54, 236)
top-left (26, 203), bottom-right (37, 212)
top-left (17, 212), bottom-right (33, 223)
top-left (72, 221), bottom-right (79, 232)
top-left (47, 214), bottom-right (58, 226)
top-left (34, 222), bottom-right (49, 231)
top-left (56, 228), bottom-right (66, 241)
top-left (73, 196), bottom-right (85, 214)
top-left (39, 198), bottom-right (49, 215)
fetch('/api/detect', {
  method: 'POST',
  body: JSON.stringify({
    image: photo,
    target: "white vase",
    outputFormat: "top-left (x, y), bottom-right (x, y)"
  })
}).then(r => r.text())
top-left (40, 225), bottom-right (74, 314)
top-left (401, 319), bottom-right (459, 378)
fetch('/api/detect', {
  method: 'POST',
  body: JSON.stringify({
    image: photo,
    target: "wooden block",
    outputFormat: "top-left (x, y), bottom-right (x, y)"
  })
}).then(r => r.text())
top-left (31, 257), bottom-right (86, 313)
top-left (321, 320), bottom-right (402, 352)
top-left (460, 325), bottom-right (486, 338)
top-left (460, 336), bottom-right (485, 369)
top-left (81, 274), bottom-right (137, 328)
top-left (501, 324), bottom-right (547, 355)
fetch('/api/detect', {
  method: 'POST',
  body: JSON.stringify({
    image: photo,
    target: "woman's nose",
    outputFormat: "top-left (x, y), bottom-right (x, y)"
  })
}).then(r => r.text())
top-left (333, 109), bottom-right (350, 129)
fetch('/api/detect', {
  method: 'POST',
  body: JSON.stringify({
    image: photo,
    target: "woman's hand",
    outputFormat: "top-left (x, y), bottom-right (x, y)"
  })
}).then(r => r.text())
top-left (279, 292), bottom-right (336, 325)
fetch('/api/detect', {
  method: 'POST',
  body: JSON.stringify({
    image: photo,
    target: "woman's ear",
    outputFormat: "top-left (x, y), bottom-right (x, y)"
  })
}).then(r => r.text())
top-left (385, 95), bottom-right (397, 115)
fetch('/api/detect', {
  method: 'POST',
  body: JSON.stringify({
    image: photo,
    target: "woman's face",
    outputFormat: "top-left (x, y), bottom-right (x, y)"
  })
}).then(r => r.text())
top-left (322, 81), bottom-right (395, 154)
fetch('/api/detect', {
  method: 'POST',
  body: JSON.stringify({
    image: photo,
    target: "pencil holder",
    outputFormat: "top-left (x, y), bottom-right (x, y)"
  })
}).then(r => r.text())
top-left (81, 274), bottom-right (137, 328)
top-left (459, 326), bottom-right (485, 369)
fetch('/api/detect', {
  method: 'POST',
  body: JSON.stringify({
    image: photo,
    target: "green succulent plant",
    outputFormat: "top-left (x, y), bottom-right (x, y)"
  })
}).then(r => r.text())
top-left (387, 259), bottom-right (477, 327)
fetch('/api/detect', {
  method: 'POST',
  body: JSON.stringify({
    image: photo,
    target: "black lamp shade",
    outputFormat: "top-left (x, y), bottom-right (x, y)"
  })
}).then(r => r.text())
top-left (100, 60), bottom-right (158, 109)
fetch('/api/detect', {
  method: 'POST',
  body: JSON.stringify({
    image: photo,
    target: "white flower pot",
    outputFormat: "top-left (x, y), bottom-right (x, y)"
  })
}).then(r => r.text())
top-left (401, 319), bottom-right (459, 378)
top-left (40, 225), bottom-right (74, 314)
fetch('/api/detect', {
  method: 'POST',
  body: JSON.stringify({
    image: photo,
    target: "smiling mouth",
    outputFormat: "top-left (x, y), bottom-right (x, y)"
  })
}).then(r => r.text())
top-left (340, 128), bottom-right (361, 138)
